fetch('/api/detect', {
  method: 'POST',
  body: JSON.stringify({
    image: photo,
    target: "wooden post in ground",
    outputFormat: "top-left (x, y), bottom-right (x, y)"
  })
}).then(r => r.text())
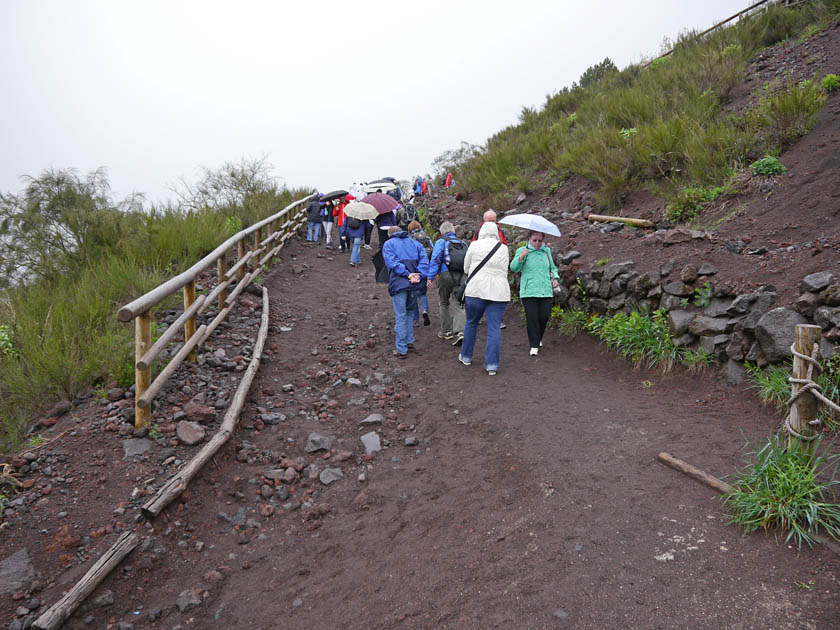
top-left (135, 311), bottom-right (151, 428)
top-left (183, 280), bottom-right (197, 362)
top-left (789, 324), bottom-right (822, 455)
top-left (237, 240), bottom-right (246, 281)
top-left (216, 255), bottom-right (228, 311)
top-left (254, 227), bottom-right (262, 274)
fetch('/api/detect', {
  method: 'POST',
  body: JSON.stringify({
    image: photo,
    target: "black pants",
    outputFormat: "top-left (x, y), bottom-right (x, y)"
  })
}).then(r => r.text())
top-left (522, 297), bottom-right (553, 349)
top-left (364, 221), bottom-right (373, 245)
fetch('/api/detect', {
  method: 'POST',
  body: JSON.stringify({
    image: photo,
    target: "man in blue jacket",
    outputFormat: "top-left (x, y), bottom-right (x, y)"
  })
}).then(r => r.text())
top-left (383, 225), bottom-right (430, 357)
top-left (427, 221), bottom-right (466, 341)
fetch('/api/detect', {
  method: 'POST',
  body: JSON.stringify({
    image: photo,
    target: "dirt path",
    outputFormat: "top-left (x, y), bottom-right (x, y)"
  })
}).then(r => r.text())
top-left (125, 238), bottom-right (838, 630)
top-left (3, 237), bottom-right (839, 630)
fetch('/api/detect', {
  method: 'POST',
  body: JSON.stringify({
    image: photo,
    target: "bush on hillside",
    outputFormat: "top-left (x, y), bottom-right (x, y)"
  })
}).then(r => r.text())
top-left (442, 0), bottom-right (835, 211)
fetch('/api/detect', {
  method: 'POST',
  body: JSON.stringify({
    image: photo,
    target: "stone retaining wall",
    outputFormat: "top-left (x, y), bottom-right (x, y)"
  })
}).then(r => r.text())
top-left (550, 256), bottom-right (838, 384)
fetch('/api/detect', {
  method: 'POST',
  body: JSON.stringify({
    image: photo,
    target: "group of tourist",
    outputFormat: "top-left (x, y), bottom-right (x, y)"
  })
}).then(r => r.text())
top-left (381, 209), bottom-right (561, 375)
top-left (306, 189), bottom-right (561, 374)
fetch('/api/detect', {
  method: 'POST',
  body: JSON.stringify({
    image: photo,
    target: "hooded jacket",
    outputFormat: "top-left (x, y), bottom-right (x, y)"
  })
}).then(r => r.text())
top-left (306, 198), bottom-right (322, 222)
top-left (382, 231), bottom-right (430, 297)
top-left (509, 243), bottom-right (559, 298)
top-left (463, 222), bottom-right (510, 302)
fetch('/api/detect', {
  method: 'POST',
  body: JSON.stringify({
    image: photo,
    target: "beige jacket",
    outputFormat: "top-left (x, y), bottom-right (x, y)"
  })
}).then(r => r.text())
top-left (463, 222), bottom-right (511, 302)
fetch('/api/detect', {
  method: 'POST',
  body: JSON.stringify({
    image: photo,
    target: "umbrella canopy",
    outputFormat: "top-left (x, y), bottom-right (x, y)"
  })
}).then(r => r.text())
top-left (321, 189), bottom-right (349, 202)
top-left (364, 181), bottom-right (397, 194)
top-left (362, 192), bottom-right (399, 214)
top-left (343, 202), bottom-right (378, 221)
top-left (499, 213), bottom-right (562, 238)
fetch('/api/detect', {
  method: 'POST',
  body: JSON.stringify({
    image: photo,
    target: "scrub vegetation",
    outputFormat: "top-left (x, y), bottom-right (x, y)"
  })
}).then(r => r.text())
top-left (434, 1), bottom-right (838, 212)
top-left (0, 157), bottom-right (311, 450)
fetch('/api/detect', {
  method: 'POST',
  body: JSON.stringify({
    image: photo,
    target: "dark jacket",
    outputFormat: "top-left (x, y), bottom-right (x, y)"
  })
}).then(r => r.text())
top-left (382, 231), bottom-right (430, 297)
top-left (307, 198), bottom-right (322, 222)
top-left (375, 210), bottom-right (397, 229)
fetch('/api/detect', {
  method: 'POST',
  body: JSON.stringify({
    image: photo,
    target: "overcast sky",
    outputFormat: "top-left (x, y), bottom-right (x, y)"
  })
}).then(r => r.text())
top-left (1, 1), bottom-right (745, 205)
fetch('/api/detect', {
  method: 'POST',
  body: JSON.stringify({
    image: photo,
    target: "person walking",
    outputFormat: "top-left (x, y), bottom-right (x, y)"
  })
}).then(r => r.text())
top-left (471, 209), bottom-right (508, 244)
top-left (374, 208), bottom-right (397, 247)
top-left (427, 221), bottom-right (466, 341)
top-left (407, 220), bottom-right (433, 327)
top-left (322, 200), bottom-right (335, 249)
top-left (363, 219), bottom-right (374, 250)
top-left (306, 194), bottom-right (322, 243)
top-left (383, 225), bottom-right (430, 358)
top-left (509, 230), bottom-right (560, 356)
top-left (333, 198), bottom-right (348, 252)
top-left (458, 222), bottom-right (510, 375)
top-left (345, 214), bottom-right (366, 267)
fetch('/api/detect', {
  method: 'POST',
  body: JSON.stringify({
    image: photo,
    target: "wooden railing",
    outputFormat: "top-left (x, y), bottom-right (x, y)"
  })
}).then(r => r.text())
top-left (118, 194), bottom-right (313, 427)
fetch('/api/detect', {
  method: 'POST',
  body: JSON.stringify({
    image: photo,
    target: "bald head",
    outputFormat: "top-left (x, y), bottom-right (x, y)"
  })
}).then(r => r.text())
top-left (483, 210), bottom-right (497, 222)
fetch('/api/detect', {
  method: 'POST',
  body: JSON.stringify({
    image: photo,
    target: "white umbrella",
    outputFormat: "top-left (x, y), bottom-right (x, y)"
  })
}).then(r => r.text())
top-left (344, 202), bottom-right (379, 221)
top-left (363, 181), bottom-right (397, 194)
top-left (499, 213), bottom-right (562, 237)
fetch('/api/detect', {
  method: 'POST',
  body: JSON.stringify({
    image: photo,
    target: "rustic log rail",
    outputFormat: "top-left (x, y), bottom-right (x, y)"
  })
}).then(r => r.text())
top-left (118, 193), bottom-right (313, 427)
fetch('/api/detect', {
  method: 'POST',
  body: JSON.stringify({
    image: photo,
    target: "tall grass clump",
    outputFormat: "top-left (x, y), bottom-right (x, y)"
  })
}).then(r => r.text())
top-left (722, 435), bottom-right (840, 548)
top-left (0, 158), bottom-right (312, 451)
top-left (585, 309), bottom-right (680, 370)
top-left (443, 0), bottom-right (835, 211)
top-left (551, 307), bottom-right (589, 337)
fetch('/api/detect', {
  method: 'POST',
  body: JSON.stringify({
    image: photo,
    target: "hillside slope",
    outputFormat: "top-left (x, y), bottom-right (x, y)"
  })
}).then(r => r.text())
top-left (426, 20), bottom-right (840, 311)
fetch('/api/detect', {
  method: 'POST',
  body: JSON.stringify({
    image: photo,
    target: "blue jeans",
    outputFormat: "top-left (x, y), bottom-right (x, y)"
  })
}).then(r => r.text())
top-left (414, 293), bottom-right (429, 322)
top-left (351, 237), bottom-right (362, 264)
top-left (460, 297), bottom-right (507, 372)
top-left (307, 221), bottom-right (321, 242)
top-left (391, 291), bottom-right (418, 354)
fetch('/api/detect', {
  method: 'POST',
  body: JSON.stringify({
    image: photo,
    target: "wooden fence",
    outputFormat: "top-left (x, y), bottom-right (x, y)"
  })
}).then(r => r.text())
top-left (644, 0), bottom-right (813, 67)
top-left (117, 194), bottom-right (313, 428)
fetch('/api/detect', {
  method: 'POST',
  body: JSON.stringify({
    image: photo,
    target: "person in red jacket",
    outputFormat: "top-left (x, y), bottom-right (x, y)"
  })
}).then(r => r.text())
top-left (471, 209), bottom-right (508, 245)
top-left (334, 197), bottom-right (348, 252)
top-left (445, 172), bottom-right (453, 188)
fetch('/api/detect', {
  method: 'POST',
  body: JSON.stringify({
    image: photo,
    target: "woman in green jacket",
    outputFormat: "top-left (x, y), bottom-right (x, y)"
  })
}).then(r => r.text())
top-left (509, 231), bottom-right (560, 356)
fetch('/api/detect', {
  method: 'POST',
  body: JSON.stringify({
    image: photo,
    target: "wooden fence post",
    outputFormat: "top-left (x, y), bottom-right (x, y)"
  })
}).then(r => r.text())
top-left (788, 324), bottom-right (822, 455)
top-left (216, 255), bottom-right (228, 311)
top-left (183, 280), bottom-right (197, 362)
top-left (237, 240), bottom-right (246, 281)
top-left (135, 311), bottom-right (151, 428)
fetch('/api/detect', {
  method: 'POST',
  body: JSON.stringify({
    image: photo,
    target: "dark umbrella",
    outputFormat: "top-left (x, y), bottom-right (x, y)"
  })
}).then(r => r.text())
top-left (362, 192), bottom-right (399, 214)
top-left (320, 189), bottom-right (349, 202)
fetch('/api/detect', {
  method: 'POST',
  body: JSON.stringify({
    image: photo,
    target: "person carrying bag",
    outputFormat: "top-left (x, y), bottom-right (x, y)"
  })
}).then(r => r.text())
top-left (455, 222), bottom-right (511, 376)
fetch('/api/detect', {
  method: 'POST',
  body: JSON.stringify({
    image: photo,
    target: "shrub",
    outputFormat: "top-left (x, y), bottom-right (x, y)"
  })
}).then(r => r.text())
top-left (585, 309), bottom-right (678, 370)
top-left (666, 185), bottom-right (725, 222)
top-left (552, 308), bottom-right (589, 337)
top-left (754, 76), bottom-right (826, 150)
top-left (745, 361), bottom-right (791, 410)
top-left (722, 435), bottom-right (840, 548)
top-left (822, 73), bottom-right (840, 92)
top-left (749, 155), bottom-right (787, 176)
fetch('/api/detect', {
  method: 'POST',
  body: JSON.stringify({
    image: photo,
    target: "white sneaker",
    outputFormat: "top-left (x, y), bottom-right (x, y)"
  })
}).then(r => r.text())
top-left (539, 341), bottom-right (543, 347)
top-left (530, 347), bottom-right (539, 356)
top-left (363, 244), bottom-right (372, 250)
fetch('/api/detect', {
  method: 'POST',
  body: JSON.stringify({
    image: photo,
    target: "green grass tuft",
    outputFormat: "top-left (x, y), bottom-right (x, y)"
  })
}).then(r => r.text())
top-left (722, 435), bottom-right (840, 549)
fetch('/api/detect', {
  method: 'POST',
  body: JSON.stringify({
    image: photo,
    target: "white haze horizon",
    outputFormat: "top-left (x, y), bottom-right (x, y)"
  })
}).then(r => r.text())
top-left (1, 1), bottom-right (747, 206)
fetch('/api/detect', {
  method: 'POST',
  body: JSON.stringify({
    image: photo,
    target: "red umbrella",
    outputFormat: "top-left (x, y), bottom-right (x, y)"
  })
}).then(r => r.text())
top-left (362, 192), bottom-right (399, 214)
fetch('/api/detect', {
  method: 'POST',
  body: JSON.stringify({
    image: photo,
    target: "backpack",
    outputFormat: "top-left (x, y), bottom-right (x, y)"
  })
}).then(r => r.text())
top-left (444, 237), bottom-right (467, 273)
top-left (347, 217), bottom-right (362, 230)
top-left (402, 204), bottom-right (417, 224)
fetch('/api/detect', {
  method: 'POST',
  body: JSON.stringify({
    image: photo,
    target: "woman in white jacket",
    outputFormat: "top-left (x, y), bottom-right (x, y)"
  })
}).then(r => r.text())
top-left (458, 221), bottom-right (511, 375)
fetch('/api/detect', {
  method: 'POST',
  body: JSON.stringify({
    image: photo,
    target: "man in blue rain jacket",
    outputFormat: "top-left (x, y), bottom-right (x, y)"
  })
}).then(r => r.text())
top-left (382, 226), bottom-right (430, 357)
